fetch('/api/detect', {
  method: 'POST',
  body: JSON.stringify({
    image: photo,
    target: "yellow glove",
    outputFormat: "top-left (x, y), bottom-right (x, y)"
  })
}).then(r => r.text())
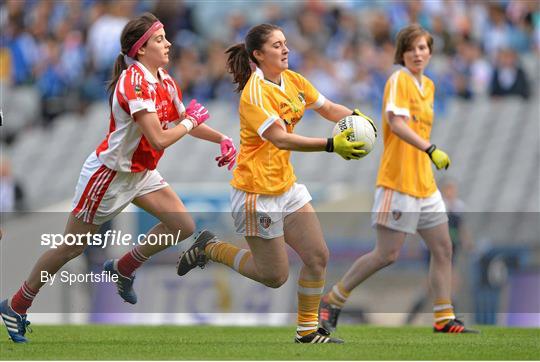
top-left (329, 128), bottom-right (366, 160)
top-left (425, 144), bottom-right (451, 170)
top-left (352, 108), bottom-right (378, 137)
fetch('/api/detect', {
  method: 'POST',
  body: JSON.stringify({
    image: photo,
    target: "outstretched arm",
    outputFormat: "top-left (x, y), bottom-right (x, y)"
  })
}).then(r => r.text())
top-left (388, 112), bottom-right (450, 170)
top-left (315, 99), bottom-right (352, 122)
top-left (190, 124), bottom-right (237, 170)
top-left (134, 99), bottom-right (212, 151)
top-left (189, 124), bottom-right (228, 143)
top-left (262, 122), bottom-right (327, 152)
top-left (387, 113), bottom-right (431, 151)
top-left (135, 110), bottom-right (191, 151)
top-left (262, 122), bottom-right (365, 160)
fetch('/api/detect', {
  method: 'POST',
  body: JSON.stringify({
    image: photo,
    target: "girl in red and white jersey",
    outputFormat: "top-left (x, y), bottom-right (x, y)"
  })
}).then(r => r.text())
top-left (0, 13), bottom-right (237, 343)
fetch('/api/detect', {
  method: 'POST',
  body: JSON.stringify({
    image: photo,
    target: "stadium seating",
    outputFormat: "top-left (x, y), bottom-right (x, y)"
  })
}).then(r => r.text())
top-left (1, 85), bottom-right (40, 137)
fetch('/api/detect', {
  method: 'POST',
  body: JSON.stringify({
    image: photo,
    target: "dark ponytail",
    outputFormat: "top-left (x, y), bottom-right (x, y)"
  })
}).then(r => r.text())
top-left (225, 23), bottom-right (282, 93)
top-left (225, 43), bottom-right (251, 93)
top-left (107, 12), bottom-right (159, 105)
top-left (107, 53), bottom-right (127, 104)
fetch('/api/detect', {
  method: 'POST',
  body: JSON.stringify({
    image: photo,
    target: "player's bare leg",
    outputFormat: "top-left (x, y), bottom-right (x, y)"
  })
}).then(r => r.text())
top-left (177, 226), bottom-right (289, 285)
top-left (283, 203), bottom-right (328, 283)
top-left (282, 203), bottom-right (342, 343)
top-left (418, 223), bottom-right (453, 304)
top-left (419, 222), bottom-right (478, 333)
top-left (176, 202), bottom-right (342, 343)
top-left (26, 214), bottom-right (99, 290)
top-left (241, 236), bottom-right (290, 286)
top-left (341, 226), bottom-right (406, 290)
top-left (320, 226), bottom-right (406, 331)
top-left (104, 187), bottom-right (195, 304)
top-left (2, 214), bottom-right (98, 342)
top-left (133, 186), bottom-right (196, 255)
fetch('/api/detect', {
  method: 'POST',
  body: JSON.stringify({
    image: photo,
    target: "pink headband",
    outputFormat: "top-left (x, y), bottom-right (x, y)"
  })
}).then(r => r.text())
top-left (127, 21), bottom-right (164, 58)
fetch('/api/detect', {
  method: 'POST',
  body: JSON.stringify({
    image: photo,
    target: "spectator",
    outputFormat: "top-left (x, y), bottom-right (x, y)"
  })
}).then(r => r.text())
top-left (296, 8), bottom-right (330, 53)
top-left (227, 11), bottom-right (250, 44)
top-left (451, 39), bottom-right (492, 99)
top-left (6, 13), bottom-right (38, 85)
top-left (430, 14), bottom-right (455, 56)
top-left (35, 36), bottom-right (68, 126)
top-left (205, 40), bottom-right (235, 101)
top-left (483, 4), bottom-right (513, 59)
top-left (152, 0), bottom-right (195, 42)
top-left (506, 0), bottom-right (536, 53)
top-left (299, 49), bottom-right (342, 103)
top-left (86, 1), bottom-right (132, 98)
top-left (489, 47), bottom-right (530, 99)
top-left (369, 10), bottom-right (392, 47)
top-left (172, 48), bottom-right (208, 101)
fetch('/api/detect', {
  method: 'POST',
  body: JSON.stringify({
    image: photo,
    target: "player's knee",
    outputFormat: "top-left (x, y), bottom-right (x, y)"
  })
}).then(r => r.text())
top-left (165, 218), bottom-right (196, 241)
top-left (378, 249), bottom-right (400, 267)
top-left (60, 244), bottom-right (87, 262)
top-left (262, 272), bottom-right (288, 288)
top-left (430, 241), bottom-right (452, 263)
top-left (303, 246), bottom-right (329, 272)
top-left (180, 220), bottom-right (196, 239)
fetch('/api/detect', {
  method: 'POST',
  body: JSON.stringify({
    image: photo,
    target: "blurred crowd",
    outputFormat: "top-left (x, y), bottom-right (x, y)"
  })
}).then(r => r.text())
top-left (0, 0), bottom-right (538, 132)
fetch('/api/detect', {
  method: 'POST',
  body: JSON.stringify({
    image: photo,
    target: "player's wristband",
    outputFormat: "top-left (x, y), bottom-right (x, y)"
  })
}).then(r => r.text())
top-left (180, 118), bottom-right (195, 133)
top-left (425, 144), bottom-right (436, 155)
top-left (325, 138), bottom-right (334, 152)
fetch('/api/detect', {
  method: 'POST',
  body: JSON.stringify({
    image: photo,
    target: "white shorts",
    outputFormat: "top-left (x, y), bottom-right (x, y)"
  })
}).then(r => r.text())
top-left (71, 152), bottom-right (168, 225)
top-left (231, 183), bottom-right (312, 239)
top-left (371, 187), bottom-right (448, 234)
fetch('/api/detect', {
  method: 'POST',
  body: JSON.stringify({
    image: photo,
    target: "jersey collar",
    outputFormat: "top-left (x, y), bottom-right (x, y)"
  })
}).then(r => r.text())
top-left (401, 66), bottom-right (425, 96)
top-left (125, 57), bottom-right (165, 84)
top-left (254, 66), bottom-right (285, 93)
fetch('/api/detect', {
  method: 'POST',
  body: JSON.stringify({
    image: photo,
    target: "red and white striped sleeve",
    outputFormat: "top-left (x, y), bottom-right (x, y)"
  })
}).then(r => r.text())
top-left (120, 67), bottom-right (156, 116)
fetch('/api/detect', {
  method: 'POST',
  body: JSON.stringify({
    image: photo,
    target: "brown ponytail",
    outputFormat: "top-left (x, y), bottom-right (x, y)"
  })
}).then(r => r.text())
top-left (225, 23), bottom-right (282, 93)
top-left (225, 43), bottom-right (251, 93)
top-left (107, 12), bottom-right (159, 105)
top-left (107, 53), bottom-right (127, 104)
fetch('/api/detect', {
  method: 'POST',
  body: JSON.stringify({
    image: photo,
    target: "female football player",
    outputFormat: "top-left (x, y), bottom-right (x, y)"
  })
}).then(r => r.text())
top-left (320, 24), bottom-right (478, 334)
top-left (176, 23), bottom-right (375, 344)
top-left (1, 13), bottom-right (237, 343)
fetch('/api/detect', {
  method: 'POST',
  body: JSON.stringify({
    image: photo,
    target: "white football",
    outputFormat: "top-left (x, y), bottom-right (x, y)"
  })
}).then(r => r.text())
top-left (332, 115), bottom-right (377, 157)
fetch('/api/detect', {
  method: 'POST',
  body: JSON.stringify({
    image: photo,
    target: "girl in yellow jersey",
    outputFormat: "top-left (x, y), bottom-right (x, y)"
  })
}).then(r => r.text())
top-left (321, 24), bottom-right (479, 334)
top-left (177, 23), bottom-right (371, 343)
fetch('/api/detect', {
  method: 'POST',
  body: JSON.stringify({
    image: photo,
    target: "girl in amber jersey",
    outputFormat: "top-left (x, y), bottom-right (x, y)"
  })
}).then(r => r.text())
top-left (320, 24), bottom-right (479, 334)
top-left (177, 23), bottom-right (374, 343)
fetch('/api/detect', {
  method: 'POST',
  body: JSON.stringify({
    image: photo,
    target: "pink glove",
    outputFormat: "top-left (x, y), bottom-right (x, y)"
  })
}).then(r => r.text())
top-left (215, 137), bottom-right (237, 171)
top-left (184, 99), bottom-right (209, 126)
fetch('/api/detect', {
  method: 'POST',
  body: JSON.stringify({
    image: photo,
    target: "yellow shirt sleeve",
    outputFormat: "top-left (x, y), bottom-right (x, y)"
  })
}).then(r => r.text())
top-left (240, 82), bottom-right (281, 140)
top-left (294, 72), bottom-right (326, 109)
top-left (385, 72), bottom-right (410, 119)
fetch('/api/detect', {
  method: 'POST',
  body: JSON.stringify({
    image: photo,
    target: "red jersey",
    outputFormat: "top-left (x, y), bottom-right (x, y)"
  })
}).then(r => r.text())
top-left (96, 61), bottom-right (185, 172)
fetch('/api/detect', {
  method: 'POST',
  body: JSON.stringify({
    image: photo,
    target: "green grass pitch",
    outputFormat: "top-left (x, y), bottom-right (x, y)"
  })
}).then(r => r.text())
top-left (1, 325), bottom-right (539, 360)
